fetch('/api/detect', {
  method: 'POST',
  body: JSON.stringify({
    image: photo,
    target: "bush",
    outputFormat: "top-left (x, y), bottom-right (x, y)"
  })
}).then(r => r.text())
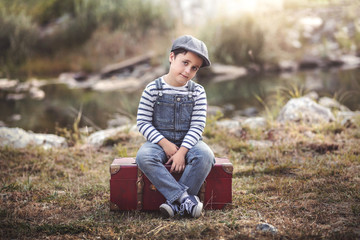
top-left (96, 0), bottom-right (173, 35)
top-left (0, 0), bottom-right (174, 77)
top-left (202, 14), bottom-right (265, 66)
top-left (0, 11), bottom-right (38, 76)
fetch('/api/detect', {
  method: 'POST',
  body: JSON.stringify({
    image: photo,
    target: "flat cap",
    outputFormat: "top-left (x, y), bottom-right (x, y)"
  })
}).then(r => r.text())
top-left (171, 35), bottom-right (211, 68)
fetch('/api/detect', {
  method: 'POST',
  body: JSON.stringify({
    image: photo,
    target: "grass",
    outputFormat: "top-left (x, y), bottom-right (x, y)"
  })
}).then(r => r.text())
top-left (1, 118), bottom-right (360, 239)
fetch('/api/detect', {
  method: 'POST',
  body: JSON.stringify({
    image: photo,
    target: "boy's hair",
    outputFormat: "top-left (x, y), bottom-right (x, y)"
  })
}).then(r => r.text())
top-left (171, 48), bottom-right (205, 67)
top-left (172, 48), bottom-right (188, 57)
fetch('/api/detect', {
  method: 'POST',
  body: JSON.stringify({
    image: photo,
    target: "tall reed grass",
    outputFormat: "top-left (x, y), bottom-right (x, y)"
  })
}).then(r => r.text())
top-left (0, 0), bottom-right (174, 77)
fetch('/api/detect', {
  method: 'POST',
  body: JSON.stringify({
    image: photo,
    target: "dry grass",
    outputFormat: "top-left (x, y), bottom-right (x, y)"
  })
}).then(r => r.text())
top-left (1, 120), bottom-right (360, 239)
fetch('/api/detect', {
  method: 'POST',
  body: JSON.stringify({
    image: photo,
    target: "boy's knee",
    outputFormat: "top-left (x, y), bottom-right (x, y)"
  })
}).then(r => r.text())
top-left (187, 149), bottom-right (214, 167)
top-left (136, 144), bottom-right (164, 167)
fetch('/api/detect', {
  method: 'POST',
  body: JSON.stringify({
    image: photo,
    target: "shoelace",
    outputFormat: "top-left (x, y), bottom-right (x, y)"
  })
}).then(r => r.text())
top-left (167, 200), bottom-right (180, 213)
top-left (179, 198), bottom-right (195, 216)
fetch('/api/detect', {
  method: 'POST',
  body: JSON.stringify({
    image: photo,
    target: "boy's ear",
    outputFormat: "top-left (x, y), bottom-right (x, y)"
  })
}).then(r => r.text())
top-left (169, 52), bottom-right (175, 64)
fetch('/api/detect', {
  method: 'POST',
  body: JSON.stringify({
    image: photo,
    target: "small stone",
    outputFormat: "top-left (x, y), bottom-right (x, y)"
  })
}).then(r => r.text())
top-left (256, 223), bottom-right (278, 234)
top-left (242, 117), bottom-right (267, 130)
top-left (0, 79), bottom-right (18, 90)
top-left (216, 119), bottom-right (240, 130)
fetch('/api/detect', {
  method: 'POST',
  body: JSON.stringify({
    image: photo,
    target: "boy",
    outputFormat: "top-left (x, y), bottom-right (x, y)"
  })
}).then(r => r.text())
top-left (136, 35), bottom-right (215, 218)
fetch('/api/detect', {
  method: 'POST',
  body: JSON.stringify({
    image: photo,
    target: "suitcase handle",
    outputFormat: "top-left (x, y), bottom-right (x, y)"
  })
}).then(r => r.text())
top-left (136, 169), bottom-right (144, 210)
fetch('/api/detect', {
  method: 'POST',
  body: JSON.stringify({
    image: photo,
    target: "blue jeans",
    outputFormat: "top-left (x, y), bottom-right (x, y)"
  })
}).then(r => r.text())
top-left (136, 140), bottom-right (215, 203)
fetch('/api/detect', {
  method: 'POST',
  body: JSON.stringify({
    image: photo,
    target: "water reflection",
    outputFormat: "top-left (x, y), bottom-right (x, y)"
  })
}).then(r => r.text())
top-left (203, 68), bottom-right (360, 112)
top-left (1, 68), bottom-right (359, 133)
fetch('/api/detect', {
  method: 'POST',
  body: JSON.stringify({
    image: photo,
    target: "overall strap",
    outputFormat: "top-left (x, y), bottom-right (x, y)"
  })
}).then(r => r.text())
top-left (155, 78), bottom-right (163, 97)
top-left (188, 80), bottom-right (196, 97)
top-left (155, 78), bottom-right (163, 90)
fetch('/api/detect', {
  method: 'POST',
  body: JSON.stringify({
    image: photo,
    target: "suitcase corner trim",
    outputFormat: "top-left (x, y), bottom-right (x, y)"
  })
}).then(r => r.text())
top-left (222, 162), bottom-right (233, 174)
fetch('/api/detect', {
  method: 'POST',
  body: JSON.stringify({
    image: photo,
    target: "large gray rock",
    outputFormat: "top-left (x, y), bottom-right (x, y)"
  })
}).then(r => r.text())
top-left (86, 124), bottom-right (140, 147)
top-left (0, 127), bottom-right (67, 149)
top-left (277, 97), bottom-right (335, 124)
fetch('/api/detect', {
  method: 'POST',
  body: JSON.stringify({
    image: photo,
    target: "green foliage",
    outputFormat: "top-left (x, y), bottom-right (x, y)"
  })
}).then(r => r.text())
top-left (0, 11), bottom-right (38, 75)
top-left (0, 0), bottom-right (174, 77)
top-left (203, 14), bottom-right (265, 66)
top-left (114, 144), bottom-right (128, 157)
top-left (55, 108), bottom-right (82, 146)
top-left (30, 0), bottom-right (76, 25)
top-left (278, 82), bottom-right (308, 100)
top-left (97, 0), bottom-right (173, 34)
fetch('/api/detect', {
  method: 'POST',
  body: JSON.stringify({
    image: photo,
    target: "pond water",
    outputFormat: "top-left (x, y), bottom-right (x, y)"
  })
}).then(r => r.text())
top-left (1, 67), bottom-right (359, 133)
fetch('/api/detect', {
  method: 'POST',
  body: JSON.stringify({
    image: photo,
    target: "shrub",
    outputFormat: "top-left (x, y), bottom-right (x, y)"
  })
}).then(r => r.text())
top-left (202, 14), bottom-right (265, 66)
top-left (0, 11), bottom-right (38, 76)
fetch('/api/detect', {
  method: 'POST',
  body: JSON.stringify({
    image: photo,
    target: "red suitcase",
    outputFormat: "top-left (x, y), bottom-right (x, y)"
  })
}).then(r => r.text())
top-left (110, 157), bottom-right (233, 211)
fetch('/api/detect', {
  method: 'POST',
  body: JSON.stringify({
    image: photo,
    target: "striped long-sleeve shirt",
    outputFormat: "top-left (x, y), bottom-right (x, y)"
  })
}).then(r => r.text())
top-left (136, 77), bottom-right (207, 150)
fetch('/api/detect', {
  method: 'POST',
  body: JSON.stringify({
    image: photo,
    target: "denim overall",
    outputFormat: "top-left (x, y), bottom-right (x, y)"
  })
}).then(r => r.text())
top-left (136, 78), bottom-right (215, 204)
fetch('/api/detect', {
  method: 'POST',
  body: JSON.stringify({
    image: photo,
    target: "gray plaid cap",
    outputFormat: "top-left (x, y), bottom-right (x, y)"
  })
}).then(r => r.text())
top-left (171, 35), bottom-right (211, 68)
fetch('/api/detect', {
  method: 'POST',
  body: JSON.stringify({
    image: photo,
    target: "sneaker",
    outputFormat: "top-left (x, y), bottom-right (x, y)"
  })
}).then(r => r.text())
top-left (179, 195), bottom-right (203, 218)
top-left (159, 200), bottom-right (179, 218)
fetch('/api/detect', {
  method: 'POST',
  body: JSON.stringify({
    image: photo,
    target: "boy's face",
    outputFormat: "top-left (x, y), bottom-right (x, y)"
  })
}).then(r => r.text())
top-left (166, 51), bottom-right (203, 87)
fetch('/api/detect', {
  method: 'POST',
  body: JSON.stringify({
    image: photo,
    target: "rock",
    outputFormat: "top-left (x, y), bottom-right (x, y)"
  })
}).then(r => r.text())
top-left (0, 79), bottom-right (18, 90)
top-left (248, 140), bottom-right (272, 148)
top-left (208, 106), bottom-right (225, 117)
top-left (223, 103), bottom-right (236, 114)
top-left (31, 133), bottom-right (68, 149)
top-left (277, 97), bottom-right (335, 124)
top-left (304, 130), bottom-right (316, 139)
top-left (209, 64), bottom-right (247, 82)
top-left (6, 93), bottom-right (26, 101)
top-left (299, 55), bottom-right (323, 69)
top-left (216, 119), bottom-right (240, 130)
top-left (339, 55), bottom-right (360, 70)
top-left (299, 16), bottom-right (323, 39)
top-left (58, 73), bottom-right (99, 89)
top-left (100, 51), bottom-right (155, 78)
top-left (242, 117), bottom-right (267, 130)
top-left (73, 72), bottom-right (88, 81)
top-left (0, 127), bottom-right (67, 149)
top-left (318, 96), bottom-right (350, 111)
top-left (234, 107), bottom-right (259, 117)
top-left (29, 87), bottom-right (45, 100)
top-left (256, 223), bottom-right (278, 234)
top-left (303, 91), bottom-right (319, 101)
top-left (92, 77), bottom-right (142, 92)
top-left (9, 114), bottom-right (21, 121)
top-left (278, 60), bottom-right (298, 72)
top-left (86, 125), bottom-right (137, 147)
top-left (107, 114), bottom-right (132, 128)
top-left (0, 128), bottom-right (32, 148)
top-left (336, 111), bottom-right (360, 127)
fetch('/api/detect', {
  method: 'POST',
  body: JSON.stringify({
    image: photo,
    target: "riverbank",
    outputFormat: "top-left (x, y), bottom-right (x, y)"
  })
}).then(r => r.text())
top-left (1, 96), bottom-right (359, 239)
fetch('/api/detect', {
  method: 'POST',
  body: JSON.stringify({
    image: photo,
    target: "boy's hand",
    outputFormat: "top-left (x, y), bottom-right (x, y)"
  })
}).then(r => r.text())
top-left (166, 147), bottom-right (188, 173)
top-left (158, 138), bottom-right (178, 159)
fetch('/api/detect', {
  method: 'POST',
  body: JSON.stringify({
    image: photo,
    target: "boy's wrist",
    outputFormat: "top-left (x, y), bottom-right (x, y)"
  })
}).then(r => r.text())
top-left (158, 138), bottom-right (168, 147)
top-left (177, 146), bottom-right (188, 156)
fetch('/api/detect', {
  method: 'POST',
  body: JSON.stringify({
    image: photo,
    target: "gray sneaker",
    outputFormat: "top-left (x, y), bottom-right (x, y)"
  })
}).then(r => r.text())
top-left (159, 200), bottom-right (179, 218)
top-left (179, 195), bottom-right (203, 218)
